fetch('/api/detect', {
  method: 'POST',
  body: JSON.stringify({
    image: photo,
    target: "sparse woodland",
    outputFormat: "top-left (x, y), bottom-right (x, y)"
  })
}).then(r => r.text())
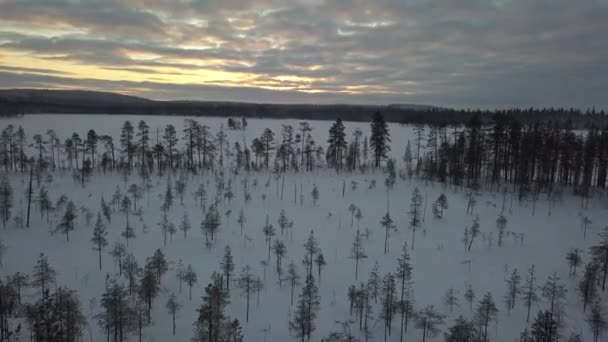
top-left (1, 112), bottom-right (608, 341)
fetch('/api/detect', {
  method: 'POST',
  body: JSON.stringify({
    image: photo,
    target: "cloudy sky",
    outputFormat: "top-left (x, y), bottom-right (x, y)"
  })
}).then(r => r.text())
top-left (0, 0), bottom-right (606, 108)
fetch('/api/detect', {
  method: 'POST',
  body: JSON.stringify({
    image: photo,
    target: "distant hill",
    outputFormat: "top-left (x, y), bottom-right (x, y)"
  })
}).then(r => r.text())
top-left (0, 89), bottom-right (437, 123)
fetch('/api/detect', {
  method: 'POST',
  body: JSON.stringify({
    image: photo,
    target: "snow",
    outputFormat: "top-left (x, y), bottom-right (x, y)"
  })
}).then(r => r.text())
top-left (0, 114), bottom-right (604, 341)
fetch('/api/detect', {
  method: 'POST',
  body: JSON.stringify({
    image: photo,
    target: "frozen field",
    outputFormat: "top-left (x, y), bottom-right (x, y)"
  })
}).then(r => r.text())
top-left (0, 114), bottom-right (604, 341)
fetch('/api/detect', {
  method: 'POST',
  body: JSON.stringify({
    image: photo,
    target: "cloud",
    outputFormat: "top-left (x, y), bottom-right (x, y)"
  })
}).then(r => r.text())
top-left (0, 0), bottom-right (606, 108)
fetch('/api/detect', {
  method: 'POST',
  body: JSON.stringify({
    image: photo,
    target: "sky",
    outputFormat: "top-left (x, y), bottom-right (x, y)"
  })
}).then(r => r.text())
top-left (0, 0), bottom-right (607, 108)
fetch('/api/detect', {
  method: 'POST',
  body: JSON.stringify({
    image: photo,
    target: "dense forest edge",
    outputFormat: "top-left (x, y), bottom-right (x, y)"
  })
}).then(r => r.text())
top-left (1, 89), bottom-right (607, 128)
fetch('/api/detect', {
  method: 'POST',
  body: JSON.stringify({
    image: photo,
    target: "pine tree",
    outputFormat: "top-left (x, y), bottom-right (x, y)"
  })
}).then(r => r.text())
top-left (587, 300), bottom-right (607, 342)
top-left (368, 261), bottom-right (381, 304)
top-left (464, 285), bottom-right (475, 312)
top-left (273, 240), bottom-right (287, 276)
top-left (350, 229), bottom-right (367, 280)
top-left (31, 253), bottom-right (56, 299)
top-left (522, 265), bottom-right (539, 322)
top-left (55, 200), bottom-right (77, 241)
top-left (590, 226), bottom-right (608, 291)
top-left (237, 208), bottom-right (245, 236)
top-left (203, 204), bottom-right (221, 243)
top-left (182, 264), bottom-right (198, 300)
top-left (110, 241), bottom-right (126, 275)
top-left (496, 214), bottom-right (507, 247)
top-left (409, 188), bottom-right (423, 250)
top-left (193, 274), bottom-right (231, 342)
top-left (467, 216), bottom-right (480, 251)
top-left (0, 176), bottom-right (13, 229)
top-left (262, 215), bottom-right (276, 261)
top-left (278, 209), bottom-right (290, 236)
top-left (237, 265), bottom-right (254, 322)
top-left (432, 193), bottom-right (448, 219)
top-left (120, 120), bottom-right (135, 170)
top-left (415, 305), bottom-right (446, 342)
top-left (179, 211), bottom-right (191, 239)
top-left (91, 212), bottom-right (109, 270)
top-left (289, 274), bottom-right (320, 341)
top-left (123, 253), bottom-right (140, 295)
top-left (579, 261), bottom-right (599, 312)
top-left (287, 262), bottom-right (301, 306)
top-left (381, 273), bottom-right (398, 340)
top-left (504, 268), bottom-right (521, 313)
top-left (150, 248), bottom-right (168, 284)
top-left (303, 230), bottom-right (319, 277)
top-left (541, 272), bottom-right (567, 334)
top-left (475, 292), bottom-right (498, 342)
top-left (370, 111), bottom-right (391, 167)
top-left (444, 315), bottom-right (478, 342)
top-left (139, 261), bottom-right (160, 323)
top-left (444, 287), bottom-right (458, 312)
top-left (311, 185), bottom-right (319, 206)
top-left (220, 245), bottom-right (236, 291)
top-left (396, 242), bottom-right (413, 342)
top-left (380, 211), bottom-right (396, 254)
top-left (98, 277), bottom-right (136, 342)
top-left (314, 252), bottom-right (326, 285)
top-left (566, 248), bottom-right (583, 277)
top-left (166, 293), bottom-right (182, 336)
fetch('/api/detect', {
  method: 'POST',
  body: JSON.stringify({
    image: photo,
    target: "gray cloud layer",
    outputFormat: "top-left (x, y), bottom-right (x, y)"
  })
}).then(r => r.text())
top-left (0, 0), bottom-right (607, 108)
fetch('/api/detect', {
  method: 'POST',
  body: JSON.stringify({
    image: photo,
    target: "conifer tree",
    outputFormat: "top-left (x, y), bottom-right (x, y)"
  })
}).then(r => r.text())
top-left (522, 265), bottom-right (539, 322)
top-left (287, 262), bottom-right (301, 306)
top-left (475, 292), bottom-right (498, 342)
top-left (409, 188), bottom-right (423, 250)
top-left (179, 211), bottom-right (191, 239)
top-left (380, 211), bottom-right (396, 254)
top-left (220, 245), bottom-right (236, 291)
top-left (32, 253), bottom-right (56, 299)
top-left (350, 229), bottom-right (367, 280)
top-left (579, 261), bottom-right (599, 312)
top-left (289, 274), bottom-right (320, 342)
top-left (91, 212), bottom-right (109, 270)
top-left (370, 111), bottom-right (391, 167)
top-left (165, 293), bottom-right (181, 336)
top-left (314, 252), bottom-right (326, 285)
top-left (587, 300), bottom-right (607, 342)
top-left (415, 305), bottom-right (446, 342)
top-left (566, 248), bottom-right (583, 277)
top-left (110, 241), bottom-right (126, 275)
top-left (55, 200), bottom-right (77, 241)
top-left (182, 264), bottom-right (198, 300)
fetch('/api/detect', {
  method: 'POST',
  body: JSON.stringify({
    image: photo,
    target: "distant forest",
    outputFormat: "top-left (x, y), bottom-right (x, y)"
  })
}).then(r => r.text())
top-left (0, 89), bottom-right (606, 128)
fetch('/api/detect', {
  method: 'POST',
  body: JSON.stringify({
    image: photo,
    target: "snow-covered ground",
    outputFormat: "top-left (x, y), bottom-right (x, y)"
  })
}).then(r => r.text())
top-left (0, 114), bottom-right (603, 341)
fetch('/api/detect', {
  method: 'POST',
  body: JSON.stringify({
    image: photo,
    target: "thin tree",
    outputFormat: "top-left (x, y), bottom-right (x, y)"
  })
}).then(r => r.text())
top-left (182, 264), bottom-right (198, 300)
top-left (587, 300), bottom-right (607, 342)
top-left (31, 253), bottom-right (56, 299)
top-left (351, 229), bottom-right (367, 280)
top-left (444, 287), bottom-right (458, 313)
top-left (287, 262), bottom-right (301, 306)
top-left (521, 265), bottom-right (539, 322)
top-left (408, 188), bottom-right (423, 250)
top-left (220, 245), bottom-right (235, 291)
top-left (415, 305), bottom-right (446, 342)
top-left (567, 248), bottom-right (583, 277)
top-left (314, 253), bottom-right (326, 285)
top-left (55, 200), bottom-right (77, 241)
top-left (237, 265), bottom-right (254, 322)
top-left (91, 212), bottom-right (108, 270)
top-left (579, 261), bottom-right (599, 312)
top-left (380, 212), bottom-right (396, 254)
top-left (504, 268), bottom-right (521, 313)
top-left (166, 293), bottom-right (182, 336)
top-left (475, 292), bottom-right (498, 342)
